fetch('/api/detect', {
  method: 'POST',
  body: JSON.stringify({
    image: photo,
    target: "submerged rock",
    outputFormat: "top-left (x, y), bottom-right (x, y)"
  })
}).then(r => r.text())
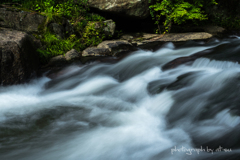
top-left (47, 49), bottom-right (81, 67)
top-left (48, 55), bottom-right (67, 66)
top-left (0, 28), bottom-right (40, 85)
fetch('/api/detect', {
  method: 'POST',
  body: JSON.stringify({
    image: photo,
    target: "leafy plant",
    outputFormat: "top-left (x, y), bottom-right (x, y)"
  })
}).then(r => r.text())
top-left (149, 0), bottom-right (217, 33)
top-left (37, 32), bottom-right (74, 58)
top-left (0, 0), bottom-right (110, 62)
top-left (83, 22), bottom-right (105, 46)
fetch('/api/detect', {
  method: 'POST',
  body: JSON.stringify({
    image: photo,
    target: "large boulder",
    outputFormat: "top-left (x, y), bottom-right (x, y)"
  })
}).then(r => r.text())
top-left (0, 5), bottom-right (46, 33)
top-left (88, 0), bottom-right (149, 19)
top-left (0, 28), bottom-right (40, 85)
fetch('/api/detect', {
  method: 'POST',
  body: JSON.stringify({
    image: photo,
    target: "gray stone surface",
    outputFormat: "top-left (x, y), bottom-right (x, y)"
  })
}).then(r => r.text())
top-left (103, 19), bottom-right (116, 36)
top-left (0, 28), bottom-right (40, 85)
top-left (88, 0), bottom-right (149, 18)
top-left (0, 5), bottom-right (46, 33)
top-left (82, 47), bottom-right (111, 56)
top-left (97, 40), bottom-right (134, 56)
top-left (65, 49), bottom-right (81, 61)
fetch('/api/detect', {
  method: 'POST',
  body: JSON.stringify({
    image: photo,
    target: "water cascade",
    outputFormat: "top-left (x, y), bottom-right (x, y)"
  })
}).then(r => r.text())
top-left (1, 37), bottom-right (240, 160)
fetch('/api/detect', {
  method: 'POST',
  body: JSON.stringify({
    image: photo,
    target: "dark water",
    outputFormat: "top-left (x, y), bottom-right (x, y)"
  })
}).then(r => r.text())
top-left (1, 37), bottom-right (240, 160)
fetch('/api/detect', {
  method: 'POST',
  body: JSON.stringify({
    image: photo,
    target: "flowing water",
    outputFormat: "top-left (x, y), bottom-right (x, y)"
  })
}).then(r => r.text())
top-left (1, 37), bottom-right (240, 160)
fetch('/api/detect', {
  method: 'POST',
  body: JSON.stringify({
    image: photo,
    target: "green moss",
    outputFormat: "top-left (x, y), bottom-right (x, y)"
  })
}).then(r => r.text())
top-left (211, 14), bottom-right (240, 29)
top-left (4, 0), bottom-right (110, 63)
top-left (52, 14), bottom-right (63, 25)
top-left (83, 22), bottom-right (105, 46)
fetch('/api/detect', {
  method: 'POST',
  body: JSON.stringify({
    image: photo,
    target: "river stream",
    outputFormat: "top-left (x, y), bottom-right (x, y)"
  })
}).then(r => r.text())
top-left (1, 37), bottom-right (240, 160)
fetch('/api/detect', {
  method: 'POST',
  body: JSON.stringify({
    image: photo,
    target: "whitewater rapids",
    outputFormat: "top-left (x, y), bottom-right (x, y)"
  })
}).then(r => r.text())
top-left (1, 38), bottom-right (240, 160)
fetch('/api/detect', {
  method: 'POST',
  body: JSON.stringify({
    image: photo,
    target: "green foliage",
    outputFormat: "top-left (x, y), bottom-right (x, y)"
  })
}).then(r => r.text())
top-left (37, 22), bottom-right (109, 61)
top-left (1, 0), bottom-right (108, 62)
top-left (149, 0), bottom-right (217, 33)
top-left (83, 22), bottom-right (105, 46)
top-left (0, 0), bottom-right (113, 63)
top-left (36, 32), bottom-right (75, 59)
top-left (85, 13), bottom-right (106, 21)
top-left (29, 0), bottom-right (89, 20)
top-left (36, 21), bottom-right (108, 61)
top-left (210, 10), bottom-right (240, 29)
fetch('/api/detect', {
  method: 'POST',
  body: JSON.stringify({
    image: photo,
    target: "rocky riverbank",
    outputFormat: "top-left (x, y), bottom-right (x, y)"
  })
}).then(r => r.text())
top-left (0, 3), bottom-right (226, 85)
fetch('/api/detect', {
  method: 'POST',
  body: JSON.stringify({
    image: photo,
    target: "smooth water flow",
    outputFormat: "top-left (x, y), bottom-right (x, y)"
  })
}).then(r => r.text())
top-left (1, 38), bottom-right (240, 160)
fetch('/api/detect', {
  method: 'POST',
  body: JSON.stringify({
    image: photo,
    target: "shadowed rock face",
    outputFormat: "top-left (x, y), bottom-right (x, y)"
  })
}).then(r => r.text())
top-left (0, 5), bottom-right (46, 33)
top-left (88, 0), bottom-right (149, 19)
top-left (0, 28), bottom-right (40, 85)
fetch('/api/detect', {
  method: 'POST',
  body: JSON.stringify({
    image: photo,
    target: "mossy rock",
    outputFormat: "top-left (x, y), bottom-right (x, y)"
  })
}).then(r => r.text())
top-left (0, 5), bottom-right (47, 33)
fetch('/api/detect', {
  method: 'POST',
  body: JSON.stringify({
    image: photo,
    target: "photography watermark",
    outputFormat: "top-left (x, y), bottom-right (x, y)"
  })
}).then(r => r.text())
top-left (171, 146), bottom-right (232, 155)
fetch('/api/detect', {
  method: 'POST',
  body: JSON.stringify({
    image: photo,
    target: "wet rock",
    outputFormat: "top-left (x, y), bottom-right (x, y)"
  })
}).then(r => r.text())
top-left (82, 47), bottom-right (111, 56)
top-left (48, 55), bottom-right (67, 67)
top-left (88, 0), bottom-right (149, 19)
top-left (162, 49), bottom-right (213, 71)
top-left (147, 79), bottom-right (174, 95)
top-left (0, 28), bottom-right (40, 85)
top-left (121, 32), bottom-right (213, 49)
top-left (166, 72), bottom-right (200, 90)
top-left (147, 72), bottom-right (204, 95)
top-left (97, 40), bottom-right (134, 56)
top-left (47, 49), bottom-right (81, 66)
top-left (41, 49), bottom-right (82, 75)
top-left (81, 40), bottom-right (134, 64)
top-left (82, 32), bottom-right (212, 61)
top-left (65, 49), bottom-right (81, 61)
top-left (160, 32), bottom-right (213, 42)
top-left (0, 5), bottom-right (46, 33)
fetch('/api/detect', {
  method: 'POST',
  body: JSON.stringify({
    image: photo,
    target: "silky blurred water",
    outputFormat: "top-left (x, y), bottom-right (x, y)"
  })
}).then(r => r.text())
top-left (1, 38), bottom-right (240, 160)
